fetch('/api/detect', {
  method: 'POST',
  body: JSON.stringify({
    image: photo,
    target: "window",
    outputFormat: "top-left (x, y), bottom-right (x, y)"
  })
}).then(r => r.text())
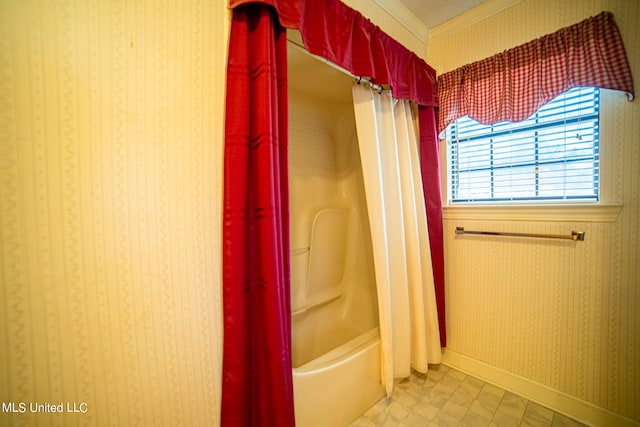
top-left (446, 87), bottom-right (600, 203)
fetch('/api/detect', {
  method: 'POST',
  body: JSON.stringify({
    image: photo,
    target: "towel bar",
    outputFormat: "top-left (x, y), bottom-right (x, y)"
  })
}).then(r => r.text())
top-left (455, 226), bottom-right (585, 241)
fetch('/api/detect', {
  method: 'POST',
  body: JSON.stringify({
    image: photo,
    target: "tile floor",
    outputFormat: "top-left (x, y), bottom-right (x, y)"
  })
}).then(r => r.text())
top-left (349, 364), bottom-right (586, 427)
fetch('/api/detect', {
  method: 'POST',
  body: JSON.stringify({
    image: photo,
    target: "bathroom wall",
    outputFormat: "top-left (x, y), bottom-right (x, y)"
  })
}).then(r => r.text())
top-left (11, 0), bottom-right (636, 424)
top-left (0, 0), bottom-right (228, 425)
top-left (427, 0), bottom-right (640, 424)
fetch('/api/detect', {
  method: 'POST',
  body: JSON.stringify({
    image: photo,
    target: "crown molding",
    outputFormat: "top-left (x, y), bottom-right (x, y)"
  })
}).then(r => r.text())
top-left (371, 0), bottom-right (430, 44)
top-left (429, 0), bottom-right (523, 43)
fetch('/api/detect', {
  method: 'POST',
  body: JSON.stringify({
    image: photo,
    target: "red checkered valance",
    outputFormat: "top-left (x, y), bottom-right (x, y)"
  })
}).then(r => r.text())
top-left (437, 11), bottom-right (635, 135)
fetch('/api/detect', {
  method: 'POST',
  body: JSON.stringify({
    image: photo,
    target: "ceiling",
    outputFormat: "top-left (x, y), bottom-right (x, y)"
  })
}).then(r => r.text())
top-left (396, 0), bottom-right (486, 29)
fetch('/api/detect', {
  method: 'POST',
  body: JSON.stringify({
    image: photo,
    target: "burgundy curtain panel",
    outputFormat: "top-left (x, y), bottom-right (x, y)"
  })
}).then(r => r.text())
top-left (222, 4), bottom-right (295, 426)
top-left (418, 106), bottom-right (446, 337)
top-left (223, 0), bottom-right (447, 424)
top-left (228, 0), bottom-right (446, 346)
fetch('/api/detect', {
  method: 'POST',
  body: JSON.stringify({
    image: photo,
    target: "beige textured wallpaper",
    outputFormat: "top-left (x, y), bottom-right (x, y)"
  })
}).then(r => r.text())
top-left (4, 0), bottom-right (637, 424)
top-left (428, 0), bottom-right (639, 422)
top-left (0, 0), bottom-right (227, 425)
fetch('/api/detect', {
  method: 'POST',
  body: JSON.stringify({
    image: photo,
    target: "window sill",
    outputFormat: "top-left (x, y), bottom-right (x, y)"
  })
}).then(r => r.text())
top-left (442, 203), bottom-right (622, 223)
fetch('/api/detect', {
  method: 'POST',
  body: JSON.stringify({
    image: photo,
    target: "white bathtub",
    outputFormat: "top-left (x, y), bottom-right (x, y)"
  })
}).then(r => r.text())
top-left (293, 328), bottom-right (384, 427)
top-left (289, 206), bottom-right (381, 427)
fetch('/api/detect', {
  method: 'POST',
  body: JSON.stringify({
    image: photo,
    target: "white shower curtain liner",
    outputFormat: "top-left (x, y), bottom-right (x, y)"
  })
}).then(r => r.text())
top-left (352, 82), bottom-right (441, 397)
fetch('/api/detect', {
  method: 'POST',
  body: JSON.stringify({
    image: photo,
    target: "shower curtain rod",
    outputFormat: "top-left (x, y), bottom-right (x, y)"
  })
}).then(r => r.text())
top-left (455, 226), bottom-right (586, 241)
top-left (355, 76), bottom-right (384, 93)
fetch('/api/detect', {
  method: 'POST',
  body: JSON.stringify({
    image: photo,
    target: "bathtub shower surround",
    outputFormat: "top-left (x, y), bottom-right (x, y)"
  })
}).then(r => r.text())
top-left (287, 35), bottom-right (447, 424)
top-left (288, 51), bottom-right (383, 425)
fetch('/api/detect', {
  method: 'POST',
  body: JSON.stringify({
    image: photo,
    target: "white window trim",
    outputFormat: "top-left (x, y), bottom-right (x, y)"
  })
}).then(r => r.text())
top-left (442, 202), bottom-right (622, 223)
top-left (440, 90), bottom-right (624, 223)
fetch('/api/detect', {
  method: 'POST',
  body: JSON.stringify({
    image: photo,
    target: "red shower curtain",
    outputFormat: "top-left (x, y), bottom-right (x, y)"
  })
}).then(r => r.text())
top-left (223, 1), bottom-right (446, 424)
top-left (418, 106), bottom-right (446, 339)
top-left (222, 4), bottom-right (294, 426)
top-left (225, 0), bottom-right (446, 348)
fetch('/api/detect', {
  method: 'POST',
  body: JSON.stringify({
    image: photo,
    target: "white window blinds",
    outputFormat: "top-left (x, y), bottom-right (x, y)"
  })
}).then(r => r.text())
top-left (446, 87), bottom-right (600, 203)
